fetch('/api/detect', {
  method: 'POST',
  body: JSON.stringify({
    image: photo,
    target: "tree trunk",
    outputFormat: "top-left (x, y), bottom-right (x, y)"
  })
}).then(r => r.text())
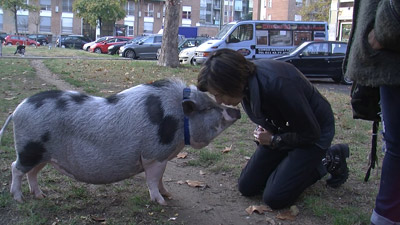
top-left (13, 5), bottom-right (18, 34)
top-left (157, 0), bottom-right (180, 68)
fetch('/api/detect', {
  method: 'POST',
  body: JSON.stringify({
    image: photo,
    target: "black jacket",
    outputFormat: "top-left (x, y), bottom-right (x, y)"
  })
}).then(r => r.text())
top-left (242, 59), bottom-right (334, 149)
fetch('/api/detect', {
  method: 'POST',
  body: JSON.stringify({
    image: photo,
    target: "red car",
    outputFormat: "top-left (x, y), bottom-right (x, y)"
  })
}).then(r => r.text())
top-left (89, 37), bottom-right (132, 54)
top-left (3, 35), bottom-right (40, 46)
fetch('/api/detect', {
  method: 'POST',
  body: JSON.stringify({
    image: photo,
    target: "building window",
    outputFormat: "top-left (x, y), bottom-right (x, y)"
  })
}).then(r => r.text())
top-left (126, 0), bottom-right (134, 16)
top-left (145, 3), bottom-right (154, 17)
top-left (143, 22), bottom-right (153, 33)
top-left (40, 0), bottom-right (51, 11)
top-left (268, 0), bottom-right (272, 8)
top-left (17, 15), bottom-right (29, 33)
top-left (62, 0), bottom-right (73, 13)
top-left (128, 26), bottom-right (134, 36)
top-left (40, 16), bottom-right (51, 32)
top-left (182, 6), bottom-right (191, 19)
top-left (267, 14), bottom-right (272, 20)
top-left (296, 0), bottom-right (302, 7)
top-left (62, 17), bottom-right (73, 33)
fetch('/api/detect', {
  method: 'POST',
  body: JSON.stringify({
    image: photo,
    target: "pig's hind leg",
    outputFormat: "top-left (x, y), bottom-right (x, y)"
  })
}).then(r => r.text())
top-left (10, 161), bottom-right (25, 202)
top-left (27, 162), bottom-right (47, 199)
top-left (142, 158), bottom-right (169, 205)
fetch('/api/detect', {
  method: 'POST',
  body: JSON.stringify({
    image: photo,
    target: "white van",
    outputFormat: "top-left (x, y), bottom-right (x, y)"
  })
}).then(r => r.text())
top-left (194, 20), bottom-right (328, 64)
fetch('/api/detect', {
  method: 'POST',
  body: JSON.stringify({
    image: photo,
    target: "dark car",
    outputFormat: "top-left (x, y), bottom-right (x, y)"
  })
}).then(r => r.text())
top-left (108, 36), bottom-right (145, 55)
top-left (119, 34), bottom-right (163, 59)
top-left (56, 35), bottom-right (91, 49)
top-left (273, 41), bottom-right (351, 85)
top-left (28, 34), bottom-right (49, 46)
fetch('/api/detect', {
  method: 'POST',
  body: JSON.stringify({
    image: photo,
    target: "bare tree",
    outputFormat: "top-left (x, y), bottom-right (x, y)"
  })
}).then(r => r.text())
top-left (157, 0), bottom-right (180, 68)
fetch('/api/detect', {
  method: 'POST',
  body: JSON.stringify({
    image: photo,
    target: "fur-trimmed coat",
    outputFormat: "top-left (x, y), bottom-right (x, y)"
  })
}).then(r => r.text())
top-left (343, 0), bottom-right (400, 87)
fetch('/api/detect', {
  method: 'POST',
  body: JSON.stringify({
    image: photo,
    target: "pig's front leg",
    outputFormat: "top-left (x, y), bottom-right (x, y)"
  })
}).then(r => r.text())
top-left (142, 157), bottom-right (169, 205)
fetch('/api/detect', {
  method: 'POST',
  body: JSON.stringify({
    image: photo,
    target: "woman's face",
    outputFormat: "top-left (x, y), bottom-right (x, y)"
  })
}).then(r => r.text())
top-left (208, 88), bottom-right (243, 106)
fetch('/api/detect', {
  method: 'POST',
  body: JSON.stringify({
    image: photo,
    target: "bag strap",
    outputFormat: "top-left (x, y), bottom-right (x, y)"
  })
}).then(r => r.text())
top-left (364, 121), bottom-right (379, 182)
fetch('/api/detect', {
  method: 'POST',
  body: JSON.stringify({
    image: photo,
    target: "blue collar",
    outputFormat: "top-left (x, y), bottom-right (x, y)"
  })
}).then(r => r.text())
top-left (183, 88), bottom-right (191, 145)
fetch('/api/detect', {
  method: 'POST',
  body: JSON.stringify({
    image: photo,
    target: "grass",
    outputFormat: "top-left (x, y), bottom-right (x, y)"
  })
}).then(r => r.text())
top-left (0, 53), bottom-right (382, 224)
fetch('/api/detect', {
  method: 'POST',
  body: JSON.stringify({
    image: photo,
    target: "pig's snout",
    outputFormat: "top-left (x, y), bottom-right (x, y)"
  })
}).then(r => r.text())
top-left (226, 108), bottom-right (241, 120)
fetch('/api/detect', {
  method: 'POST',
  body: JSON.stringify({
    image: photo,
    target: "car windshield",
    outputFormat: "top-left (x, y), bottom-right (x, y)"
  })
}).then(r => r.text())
top-left (215, 23), bottom-right (235, 39)
top-left (289, 42), bottom-right (311, 55)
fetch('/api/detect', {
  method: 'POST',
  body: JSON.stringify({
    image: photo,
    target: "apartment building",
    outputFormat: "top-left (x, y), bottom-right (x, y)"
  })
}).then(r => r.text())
top-left (252, 0), bottom-right (303, 21)
top-left (328, 0), bottom-right (353, 41)
top-left (0, 0), bottom-right (253, 42)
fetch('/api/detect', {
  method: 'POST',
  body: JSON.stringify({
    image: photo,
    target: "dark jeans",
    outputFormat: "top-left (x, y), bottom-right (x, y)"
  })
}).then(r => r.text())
top-left (371, 86), bottom-right (400, 225)
top-left (238, 144), bottom-right (328, 209)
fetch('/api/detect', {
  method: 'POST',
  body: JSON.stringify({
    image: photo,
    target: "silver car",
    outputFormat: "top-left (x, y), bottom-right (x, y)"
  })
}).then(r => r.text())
top-left (119, 35), bottom-right (163, 59)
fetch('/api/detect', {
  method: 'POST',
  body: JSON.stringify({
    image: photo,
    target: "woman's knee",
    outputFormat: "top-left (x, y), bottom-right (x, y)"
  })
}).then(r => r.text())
top-left (262, 189), bottom-right (293, 209)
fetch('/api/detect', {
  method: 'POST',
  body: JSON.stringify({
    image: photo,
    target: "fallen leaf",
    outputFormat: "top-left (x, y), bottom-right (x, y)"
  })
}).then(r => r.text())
top-left (290, 205), bottom-right (299, 216)
top-left (276, 205), bottom-right (299, 221)
top-left (199, 170), bottom-right (206, 175)
top-left (186, 180), bottom-right (206, 188)
top-left (90, 215), bottom-right (106, 222)
top-left (177, 180), bottom-right (185, 185)
top-left (222, 144), bottom-right (232, 153)
top-left (177, 152), bottom-right (188, 159)
top-left (5, 97), bottom-right (16, 101)
top-left (168, 217), bottom-right (177, 221)
top-left (245, 205), bottom-right (273, 215)
top-left (244, 156), bottom-right (251, 160)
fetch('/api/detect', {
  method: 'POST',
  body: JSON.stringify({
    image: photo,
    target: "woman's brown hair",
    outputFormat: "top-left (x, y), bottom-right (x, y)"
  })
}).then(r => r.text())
top-left (197, 48), bottom-right (255, 98)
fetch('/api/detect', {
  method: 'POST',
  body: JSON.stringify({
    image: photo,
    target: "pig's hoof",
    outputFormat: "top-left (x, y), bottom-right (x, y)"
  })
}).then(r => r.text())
top-left (161, 191), bottom-right (172, 198)
top-left (13, 194), bottom-right (24, 203)
top-left (34, 192), bottom-right (46, 199)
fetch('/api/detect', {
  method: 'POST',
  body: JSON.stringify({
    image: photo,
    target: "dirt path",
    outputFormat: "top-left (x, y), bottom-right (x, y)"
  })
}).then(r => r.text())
top-left (29, 60), bottom-right (324, 225)
top-left (30, 59), bottom-right (83, 92)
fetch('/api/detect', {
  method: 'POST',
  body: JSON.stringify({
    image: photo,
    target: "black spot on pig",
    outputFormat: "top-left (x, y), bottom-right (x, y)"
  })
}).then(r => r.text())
top-left (41, 132), bottom-right (50, 143)
top-left (145, 79), bottom-right (170, 88)
top-left (56, 98), bottom-right (68, 110)
top-left (146, 95), bottom-right (164, 124)
top-left (106, 94), bottom-right (121, 104)
top-left (19, 141), bottom-right (46, 169)
top-left (27, 90), bottom-right (63, 109)
top-left (70, 93), bottom-right (89, 104)
top-left (158, 116), bottom-right (178, 144)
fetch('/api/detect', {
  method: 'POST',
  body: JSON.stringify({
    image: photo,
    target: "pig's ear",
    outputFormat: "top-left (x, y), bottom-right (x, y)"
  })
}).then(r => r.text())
top-left (182, 99), bottom-right (196, 115)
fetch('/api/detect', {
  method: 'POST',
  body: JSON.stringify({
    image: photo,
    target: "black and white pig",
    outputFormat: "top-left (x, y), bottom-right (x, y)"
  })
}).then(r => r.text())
top-left (0, 78), bottom-right (240, 205)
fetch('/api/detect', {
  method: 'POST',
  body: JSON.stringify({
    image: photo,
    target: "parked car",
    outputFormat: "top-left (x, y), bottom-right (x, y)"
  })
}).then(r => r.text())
top-left (119, 34), bottom-right (163, 59)
top-left (89, 37), bottom-right (133, 54)
top-left (3, 35), bottom-right (40, 46)
top-left (27, 34), bottom-right (49, 46)
top-left (177, 36), bottom-right (209, 52)
top-left (273, 41), bottom-right (351, 85)
top-left (108, 36), bottom-right (146, 55)
top-left (56, 35), bottom-right (91, 49)
top-left (179, 47), bottom-right (197, 65)
top-left (83, 36), bottom-right (115, 51)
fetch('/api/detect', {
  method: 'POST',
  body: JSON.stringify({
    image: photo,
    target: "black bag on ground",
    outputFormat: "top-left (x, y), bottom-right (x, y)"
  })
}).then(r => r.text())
top-left (350, 82), bottom-right (381, 182)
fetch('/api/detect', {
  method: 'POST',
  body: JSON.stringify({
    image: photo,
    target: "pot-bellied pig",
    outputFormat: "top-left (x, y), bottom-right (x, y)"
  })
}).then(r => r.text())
top-left (0, 78), bottom-right (241, 205)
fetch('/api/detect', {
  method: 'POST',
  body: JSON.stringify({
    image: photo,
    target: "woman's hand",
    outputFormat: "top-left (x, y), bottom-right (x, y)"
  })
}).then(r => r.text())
top-left (253, 126), bottom-right (274, 146)
top-left (368, 29), bottom-right (383, 50)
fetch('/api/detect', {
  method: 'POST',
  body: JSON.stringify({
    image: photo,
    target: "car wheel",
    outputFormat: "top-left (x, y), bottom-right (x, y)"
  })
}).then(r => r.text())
top-left (7, 43), bottom-right (12, 46)
top-left (125, 49), bottom-right (136, 59)
top-left (190, 57), bottom-right (195, 65)
top-left (30, 43), bottom-right (36, 46)
top-left (94, 48), bottom-right (102, 54)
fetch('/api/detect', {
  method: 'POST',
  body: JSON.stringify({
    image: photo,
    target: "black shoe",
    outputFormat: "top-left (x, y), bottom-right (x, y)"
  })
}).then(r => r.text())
top-left (323, 144), bottom-right (350, 188)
